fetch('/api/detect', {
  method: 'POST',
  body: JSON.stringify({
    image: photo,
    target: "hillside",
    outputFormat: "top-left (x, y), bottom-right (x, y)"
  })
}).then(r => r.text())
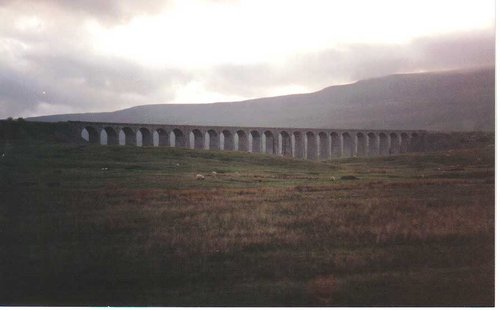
top-left (27, 67), bottom-right (494, 131)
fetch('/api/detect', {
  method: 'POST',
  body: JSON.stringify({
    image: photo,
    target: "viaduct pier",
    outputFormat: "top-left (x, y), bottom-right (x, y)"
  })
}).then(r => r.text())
top-left (71, 121), bottom-right (426, 160)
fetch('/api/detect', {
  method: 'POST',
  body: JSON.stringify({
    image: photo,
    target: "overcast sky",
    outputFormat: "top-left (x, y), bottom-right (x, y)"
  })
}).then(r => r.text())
top-left (0, 0), bottom-right (495, 118)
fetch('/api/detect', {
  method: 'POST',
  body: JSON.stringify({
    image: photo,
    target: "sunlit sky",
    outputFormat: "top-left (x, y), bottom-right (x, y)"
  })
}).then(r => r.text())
top-left (0, 0), bottom-right (495, 118)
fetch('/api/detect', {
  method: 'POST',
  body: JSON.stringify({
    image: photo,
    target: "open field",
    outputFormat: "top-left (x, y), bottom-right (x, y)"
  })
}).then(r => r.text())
top-left (0, 142), bottom-right (494, 306)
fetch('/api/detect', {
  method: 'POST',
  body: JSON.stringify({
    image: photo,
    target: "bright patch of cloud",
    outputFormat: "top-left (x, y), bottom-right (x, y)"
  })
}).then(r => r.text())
top-left (89, 0), bottom-right (494, 67)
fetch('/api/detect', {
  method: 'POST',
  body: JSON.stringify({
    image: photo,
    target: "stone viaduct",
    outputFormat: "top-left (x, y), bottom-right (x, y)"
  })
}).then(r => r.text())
top-left (70, 121), bottom-right (426, 160)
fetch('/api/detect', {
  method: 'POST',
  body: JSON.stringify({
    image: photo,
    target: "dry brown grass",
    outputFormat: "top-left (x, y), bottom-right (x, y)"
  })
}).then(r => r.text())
top-left (0, 143), bottom-right (494, 306)
top-left (307, 274), bottom-right (338, 305)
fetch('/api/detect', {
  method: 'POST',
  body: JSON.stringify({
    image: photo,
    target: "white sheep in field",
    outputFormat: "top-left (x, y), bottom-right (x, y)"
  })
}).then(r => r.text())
top-left (211, 171), bottom-right (217, 177)
top-left (330, 176), bottom-right (336, 181)
top-left (196, 174), bottom-right (205, 180)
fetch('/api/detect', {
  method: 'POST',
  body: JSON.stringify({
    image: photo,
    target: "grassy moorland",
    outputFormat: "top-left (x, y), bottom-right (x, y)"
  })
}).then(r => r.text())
top-left (0, 142), bottom-right (494, 306)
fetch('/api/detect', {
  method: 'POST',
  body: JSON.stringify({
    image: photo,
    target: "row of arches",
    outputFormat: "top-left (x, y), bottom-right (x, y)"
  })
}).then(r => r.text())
top-left (80, 125), bottom-right (424, 159)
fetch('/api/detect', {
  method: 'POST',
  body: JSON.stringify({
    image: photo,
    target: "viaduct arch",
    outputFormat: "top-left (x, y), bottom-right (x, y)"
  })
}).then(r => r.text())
top-left (74, 121), bottom-right (426, 160)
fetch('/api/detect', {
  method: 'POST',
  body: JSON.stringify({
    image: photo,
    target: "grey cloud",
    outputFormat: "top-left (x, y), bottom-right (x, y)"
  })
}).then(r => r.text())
top-left (1, 28), bottom-right (494, 118)
top-left (0, 0), bottom-right (494, 119)
top-left (0, 63), bottom-right (61, 117)
top-left (25, 53), bottom-right (190, 95)
top-left (296, 29), bottom-right (495, 84)
top-left (0, 0), bottom-right (194, 118)
top-left (413, 31), bottom-right (495, 70)
top-left (204, 29), bottom-right (495, 97)
top-left (0, 50), bottom-right (192, 118)
top-left (0, 66), bottom-right (41, 108)
top-left (0, 0), bottom-right (171, 24)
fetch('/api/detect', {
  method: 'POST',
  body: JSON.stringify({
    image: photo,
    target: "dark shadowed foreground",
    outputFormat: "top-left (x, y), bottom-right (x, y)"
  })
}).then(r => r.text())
top-left (0, 142), bottom-right (494, 306)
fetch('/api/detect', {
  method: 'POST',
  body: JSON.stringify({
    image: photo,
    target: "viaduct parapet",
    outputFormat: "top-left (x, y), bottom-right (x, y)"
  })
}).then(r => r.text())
top-left (70, 121), bottom-right (427, 160)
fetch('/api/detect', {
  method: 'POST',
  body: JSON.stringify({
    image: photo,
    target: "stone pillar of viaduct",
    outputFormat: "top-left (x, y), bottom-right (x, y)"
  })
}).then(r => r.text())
top-left (70, 121), bottom-right (426, 160)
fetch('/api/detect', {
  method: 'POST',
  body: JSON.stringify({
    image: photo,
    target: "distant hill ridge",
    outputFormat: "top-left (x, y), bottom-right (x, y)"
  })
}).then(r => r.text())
top-left (28, 67), bottom-right (494, 131)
